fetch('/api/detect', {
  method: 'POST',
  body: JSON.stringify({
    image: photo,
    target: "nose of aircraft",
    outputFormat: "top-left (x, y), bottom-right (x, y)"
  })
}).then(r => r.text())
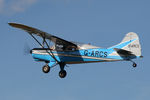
top-left (30, 49), bottom-right (32, 54)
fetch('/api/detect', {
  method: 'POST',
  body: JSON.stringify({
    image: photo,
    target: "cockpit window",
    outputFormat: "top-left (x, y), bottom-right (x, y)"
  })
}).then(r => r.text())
top-left (55, 44), bottom-right (64, 51)
top-left (50, 44), bottom-right (77, 51)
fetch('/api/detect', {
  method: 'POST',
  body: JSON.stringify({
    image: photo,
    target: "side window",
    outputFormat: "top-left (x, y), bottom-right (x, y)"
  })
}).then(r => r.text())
top-left (55, 44), bottom-right (64, 51)
top-left (66, 46), bottom-right (76, 51)
top-left (55, 45), bottom-right (77, 51)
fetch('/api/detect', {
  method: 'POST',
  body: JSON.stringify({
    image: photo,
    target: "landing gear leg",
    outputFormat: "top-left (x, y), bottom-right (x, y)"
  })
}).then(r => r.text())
top-left (42, 64), bottom-right (50, 73)
top-left (59, 62), bottom-right (67, 78)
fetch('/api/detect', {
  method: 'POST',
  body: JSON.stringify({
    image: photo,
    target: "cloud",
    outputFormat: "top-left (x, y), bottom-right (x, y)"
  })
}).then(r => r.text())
top-left (0, 0), bottom-right (38, 15)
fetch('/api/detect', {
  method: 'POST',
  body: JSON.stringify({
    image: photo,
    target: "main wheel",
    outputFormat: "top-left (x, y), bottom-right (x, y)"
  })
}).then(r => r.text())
top-left (59, 70), bottom-right (67, 78)
top-left (133, 63), bottom-right (137, 67)
top-left (42, 65), bottom-right (50, 73)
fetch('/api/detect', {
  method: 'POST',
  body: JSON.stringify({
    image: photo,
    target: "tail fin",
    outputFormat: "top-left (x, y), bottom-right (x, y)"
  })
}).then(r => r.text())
top-left (110, 32), bottom-right (142, 57)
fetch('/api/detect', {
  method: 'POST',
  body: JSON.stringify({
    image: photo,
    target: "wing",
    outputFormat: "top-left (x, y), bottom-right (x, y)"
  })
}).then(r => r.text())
top-left (8, 23), bottom-right (77, 49)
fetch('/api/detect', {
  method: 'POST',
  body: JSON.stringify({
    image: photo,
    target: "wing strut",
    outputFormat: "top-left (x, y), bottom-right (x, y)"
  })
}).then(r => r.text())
top-left (43, 36), bottom-right (59, 63)
top-left (29, 33), bottom-right (59, 63)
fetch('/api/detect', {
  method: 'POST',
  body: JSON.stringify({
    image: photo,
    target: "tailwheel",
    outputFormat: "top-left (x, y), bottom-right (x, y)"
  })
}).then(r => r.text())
top-left (42, 64), bottom-right (50, 73)
top-left (59, 70), bottom-right (67, 78)
top-left (129, 60), bottom-right (137, 68)
top-left (132, 63), bottom-right (137, 68)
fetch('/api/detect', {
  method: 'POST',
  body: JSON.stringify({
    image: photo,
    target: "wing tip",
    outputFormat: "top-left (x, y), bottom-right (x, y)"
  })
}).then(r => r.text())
top-left (8, 22), bottom-right (31, 30)
top-left (8, 22), bottom-right (20, 27)
top-left (8, 22), bottom-right (13, 26)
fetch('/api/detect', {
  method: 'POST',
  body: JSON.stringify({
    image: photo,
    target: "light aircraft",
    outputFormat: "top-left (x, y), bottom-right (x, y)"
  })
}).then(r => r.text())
top-left (9, 23), bottom-right (143, 78)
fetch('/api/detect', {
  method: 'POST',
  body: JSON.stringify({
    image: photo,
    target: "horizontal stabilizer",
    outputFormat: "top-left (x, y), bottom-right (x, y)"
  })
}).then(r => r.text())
top-left (114, 48), bottom-right (133, 56)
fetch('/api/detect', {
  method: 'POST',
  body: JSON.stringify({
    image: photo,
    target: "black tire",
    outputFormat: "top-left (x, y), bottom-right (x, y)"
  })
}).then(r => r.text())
top-left (133, 63), bottom-right (137, 67)
top-left (59, 70), bottom-right (67, 78)
top-left (42, 65), bottom-right (50, 73)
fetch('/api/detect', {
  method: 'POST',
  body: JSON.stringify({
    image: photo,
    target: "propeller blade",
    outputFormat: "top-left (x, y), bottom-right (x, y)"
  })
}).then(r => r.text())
top-left (23, 42), bottom-right (31, 55)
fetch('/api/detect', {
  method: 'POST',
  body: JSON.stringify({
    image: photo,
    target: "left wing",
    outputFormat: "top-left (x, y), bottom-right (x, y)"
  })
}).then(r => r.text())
top-left (8, 23), bottom-right (77, 49)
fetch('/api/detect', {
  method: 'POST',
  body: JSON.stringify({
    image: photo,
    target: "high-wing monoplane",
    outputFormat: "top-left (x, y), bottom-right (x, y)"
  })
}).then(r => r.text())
top-left (9, 23), bottom-right (143, 78)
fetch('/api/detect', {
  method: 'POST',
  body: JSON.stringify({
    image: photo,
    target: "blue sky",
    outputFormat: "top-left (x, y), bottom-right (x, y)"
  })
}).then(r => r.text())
top-left (0, 0), bottom-right (149, 100)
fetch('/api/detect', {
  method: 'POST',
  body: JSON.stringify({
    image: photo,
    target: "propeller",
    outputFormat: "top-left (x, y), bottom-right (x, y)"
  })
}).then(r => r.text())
top-left (23, 42), bottom-right (32, 55)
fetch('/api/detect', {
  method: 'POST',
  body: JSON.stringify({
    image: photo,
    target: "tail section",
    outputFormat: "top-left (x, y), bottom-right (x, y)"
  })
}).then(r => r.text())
top-left (120, 32), bottom-right (141, 57)
top-left (109, 32), bottom-right (142, 58)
